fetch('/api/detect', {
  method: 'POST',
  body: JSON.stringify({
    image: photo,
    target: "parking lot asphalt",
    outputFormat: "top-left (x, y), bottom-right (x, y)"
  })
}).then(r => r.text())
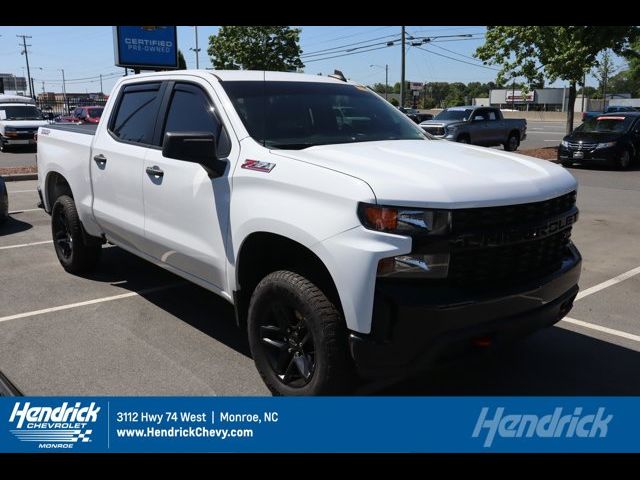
top-left (1, 163), bottom-right (640, 396)
top-left (521, 121), bottom-right (573, 149)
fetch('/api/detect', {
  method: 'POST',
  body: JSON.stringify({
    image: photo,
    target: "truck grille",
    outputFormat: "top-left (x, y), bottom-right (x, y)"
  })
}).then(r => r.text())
top-left (422, 126), bottom-right (445, 136)
top-left (447, 191), bottom-right (577, 286)
top-left (451, 191), bottom-right (577, 233)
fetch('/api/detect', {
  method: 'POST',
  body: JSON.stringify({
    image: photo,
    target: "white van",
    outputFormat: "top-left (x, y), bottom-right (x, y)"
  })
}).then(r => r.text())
top-left (0, 94), bottom-right (49, 151)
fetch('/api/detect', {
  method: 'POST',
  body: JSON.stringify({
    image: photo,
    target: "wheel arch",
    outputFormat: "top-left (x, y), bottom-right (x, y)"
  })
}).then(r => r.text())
top-left (234, 231), bottom-right (343, 330)
top-left (44, 171), bottom-right (74, 213)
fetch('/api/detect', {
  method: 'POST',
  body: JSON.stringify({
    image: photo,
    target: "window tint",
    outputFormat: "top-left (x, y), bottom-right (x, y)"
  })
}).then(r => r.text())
top-left (487, 110), bottom-right (497, 120)
top-left (111, 85), bottom-right (161, 145)
top-left (222, 81), bottom-right (425, 149)
top-left (472, 110), bottom-right (487, 121)
top-left (163, 83), bottom-right (231, 157)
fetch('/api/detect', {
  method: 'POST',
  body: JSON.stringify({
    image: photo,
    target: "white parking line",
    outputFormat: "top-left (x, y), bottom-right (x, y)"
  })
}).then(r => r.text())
top-left (8, 189), bottom-right (37, 193)
top-left (0, 283), bottom-right (184, 324)
top-left (561, 317), bottom-right (640, 343)
top-left (576, 265), bottom-right (640, 300)
top-left (0, 240), bottom-right (52, 250)
top-left (8, 208), bottom-right (42, 214)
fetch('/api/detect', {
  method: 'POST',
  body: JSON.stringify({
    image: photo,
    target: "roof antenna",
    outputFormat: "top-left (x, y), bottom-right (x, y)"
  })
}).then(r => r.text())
top-left (328, 70), bottom-right (347, 82)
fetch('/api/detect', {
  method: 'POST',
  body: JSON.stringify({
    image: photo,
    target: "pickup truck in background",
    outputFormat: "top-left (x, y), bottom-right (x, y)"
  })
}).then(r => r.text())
top-left (419, 106), bottom-right (527, 151)
top-left (37, 71), bottom-right (581, 395)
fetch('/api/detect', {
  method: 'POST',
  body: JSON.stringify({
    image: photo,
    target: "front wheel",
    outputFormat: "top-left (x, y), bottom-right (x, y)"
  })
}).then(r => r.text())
top-left (456, 135), bottom-right (470, 144)
top-left (617, 149), bottom-right (632, 170)
top-left (248, 270), bottom-right (353, 396)
top-left (51, 195), bottom-right (102, 274)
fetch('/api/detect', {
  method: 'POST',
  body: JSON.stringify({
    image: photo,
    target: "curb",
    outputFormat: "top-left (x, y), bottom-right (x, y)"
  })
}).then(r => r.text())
top-left (2, 173), bottom-right (38, 182)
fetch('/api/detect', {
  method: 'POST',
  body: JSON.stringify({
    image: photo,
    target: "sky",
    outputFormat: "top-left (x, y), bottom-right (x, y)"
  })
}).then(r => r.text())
top-left (0, 25), bottom-right (609, 95)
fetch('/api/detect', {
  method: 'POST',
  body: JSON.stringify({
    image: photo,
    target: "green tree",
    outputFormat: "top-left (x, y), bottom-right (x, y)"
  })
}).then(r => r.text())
top-left (177, 49), bottom-right (187, 69)
top-left (371, 82), bottom-right (393, 94)
top-left (593, 50), bottom-right (619, 104)
top-left (208, 26), bottom-right (304, 71)
top-left (389, 97), bottom-right (399, 107)
top-left (475, 26), bottom-right (640, 133)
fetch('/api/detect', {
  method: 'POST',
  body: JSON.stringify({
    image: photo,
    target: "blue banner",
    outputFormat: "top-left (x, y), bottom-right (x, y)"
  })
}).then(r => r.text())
top-left (0, 397), bottom-right (637, 453)
top-left (114, 26), bottom-right (178, 69)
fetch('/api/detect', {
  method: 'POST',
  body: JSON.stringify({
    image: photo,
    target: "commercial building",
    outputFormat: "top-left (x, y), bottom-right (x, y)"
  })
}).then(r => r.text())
top-left (0, 74), bottom-right (28, 95)
top-left (490, 88), bottom-right (571, 112)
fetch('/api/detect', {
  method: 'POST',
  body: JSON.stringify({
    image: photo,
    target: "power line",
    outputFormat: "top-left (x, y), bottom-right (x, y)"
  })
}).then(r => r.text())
top-left (413, 45), bottom-right (500, 72)
top-left (427, 42), bottom-right (486, 62)
top-left (304, 44), bottom-right (396, 64)
top-left (302, 26), bottom-right (395, 47)
top-left (302, 34), bottom-right (400, 58)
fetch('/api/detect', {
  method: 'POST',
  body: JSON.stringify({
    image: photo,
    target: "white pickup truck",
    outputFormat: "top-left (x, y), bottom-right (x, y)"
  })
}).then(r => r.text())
top-left (37, 70), bottom-right (582, 395)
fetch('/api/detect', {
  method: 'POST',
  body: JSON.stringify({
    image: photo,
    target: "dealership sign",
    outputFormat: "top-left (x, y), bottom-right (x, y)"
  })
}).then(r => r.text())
top-left (113, 26), bottom-right (178, 70)
top-left (408, 82), bottom-right (424, 91)
top-left (505, 90), bottom-right (535, 102)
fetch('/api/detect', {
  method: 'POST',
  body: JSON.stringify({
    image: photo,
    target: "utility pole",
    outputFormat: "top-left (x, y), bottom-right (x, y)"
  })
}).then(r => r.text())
top-left (59, 69), bottom-right (68, 115)
top-left (42, 81), bottom-right (45, 93)
top-left (17, 34), bottom-right (34, 99)
top-left (99, 74), bottom-right (103, 94)
top-left (400, 26), bottom-right (406, 108)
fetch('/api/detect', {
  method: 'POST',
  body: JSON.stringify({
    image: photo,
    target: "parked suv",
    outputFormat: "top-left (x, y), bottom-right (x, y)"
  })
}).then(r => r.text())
top-left (559, 112), bottom-right (640, 169)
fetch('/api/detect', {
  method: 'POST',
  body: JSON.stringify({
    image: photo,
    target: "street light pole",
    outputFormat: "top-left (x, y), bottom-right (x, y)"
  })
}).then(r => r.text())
top-left (59, 69), bottom-right (68, 114)
top-left (370, 64), bottom-right (390, 100)
top-left (190, 26), bottom-right (201, 69)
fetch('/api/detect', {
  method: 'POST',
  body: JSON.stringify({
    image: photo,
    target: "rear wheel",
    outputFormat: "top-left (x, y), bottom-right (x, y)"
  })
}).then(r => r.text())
top-left (248, 270), bottom-right (353, 396)
top-left (504, 133), bottom-right (519, 151)
top-left (51, 195), bottom-right (102, 274)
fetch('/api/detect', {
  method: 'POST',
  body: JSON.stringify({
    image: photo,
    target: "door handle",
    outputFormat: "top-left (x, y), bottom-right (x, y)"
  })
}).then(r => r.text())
top-left (146, 165), bottom-right (164, 177)
top-left (93, 154), bottom-right (107, 165)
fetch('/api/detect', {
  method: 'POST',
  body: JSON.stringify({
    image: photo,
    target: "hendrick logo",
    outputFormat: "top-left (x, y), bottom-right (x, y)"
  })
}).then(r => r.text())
top-left (472, 407), bottom-right (612, 448)
top-left (9, 401), bottom-right (101, 449)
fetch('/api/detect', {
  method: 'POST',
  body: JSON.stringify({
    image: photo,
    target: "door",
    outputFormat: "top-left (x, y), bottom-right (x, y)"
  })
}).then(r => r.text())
top-left (483, 109), bottom-right (503, 144)
top-left (143, 81), bottom-right (234, 289)
top-left (91, 81), bottom-right (164, 252)
top-left (470, 108), bottom-right (491, 144)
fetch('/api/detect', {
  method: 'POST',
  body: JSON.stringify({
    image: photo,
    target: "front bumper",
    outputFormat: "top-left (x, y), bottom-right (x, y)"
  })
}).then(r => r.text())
top-left (558, 145), bottom-right (619, 164)
top-left (349, 244), bottom-right (581, 378)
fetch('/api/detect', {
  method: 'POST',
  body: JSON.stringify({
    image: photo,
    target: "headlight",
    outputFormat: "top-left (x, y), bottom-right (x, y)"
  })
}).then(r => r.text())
top-left (358, 203), bottom-right (451, 235)
top-left (561, 140), bottom-right (570, 147)
top-left (596, 141), bottom-right (616, 149)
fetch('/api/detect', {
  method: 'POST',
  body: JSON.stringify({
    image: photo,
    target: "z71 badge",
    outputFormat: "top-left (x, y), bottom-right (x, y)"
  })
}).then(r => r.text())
top-left (241, 159), bottom-right (276, 173)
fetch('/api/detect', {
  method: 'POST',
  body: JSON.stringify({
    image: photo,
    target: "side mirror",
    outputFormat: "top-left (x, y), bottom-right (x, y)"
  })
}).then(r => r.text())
top-left (162, 131), bottom-right (227, 178)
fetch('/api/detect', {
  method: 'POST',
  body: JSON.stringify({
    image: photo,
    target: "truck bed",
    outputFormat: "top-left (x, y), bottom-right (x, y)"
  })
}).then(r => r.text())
top-left (46, 123), bottom-right (97, 135)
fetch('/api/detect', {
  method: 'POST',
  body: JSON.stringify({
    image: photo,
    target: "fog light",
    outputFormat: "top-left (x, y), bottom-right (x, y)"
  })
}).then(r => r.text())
top-left (377, 253), bottom-right (449, 278)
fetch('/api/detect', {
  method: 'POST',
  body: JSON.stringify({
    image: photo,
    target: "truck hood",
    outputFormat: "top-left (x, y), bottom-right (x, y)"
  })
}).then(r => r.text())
top-left (419, 119), bottom-right (462, 127)
top-left (0, 120), bottom-right (50, 128)
top-left (273, 140), bottom-right (577, 208)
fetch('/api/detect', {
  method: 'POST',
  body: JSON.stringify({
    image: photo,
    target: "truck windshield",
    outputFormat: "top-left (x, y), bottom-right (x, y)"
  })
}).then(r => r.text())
top-left (434, 109), bottom-right (474, 121)
top-left (0, 105), bottom-right (43, 121)
top-left (221, 81), bottom-right (426, 149)
top-left (579, 116), bottom-right (634, 133)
